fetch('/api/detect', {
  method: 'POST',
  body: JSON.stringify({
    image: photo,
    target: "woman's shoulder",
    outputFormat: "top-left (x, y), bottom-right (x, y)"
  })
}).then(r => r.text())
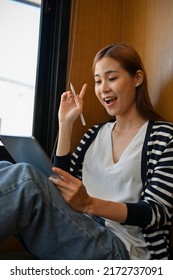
top-left (79, 119), bottom-right (114, 147)
top-left (151, 120), bottom-right (173, 133)
top-left (86, 119), bottom-right (115, 134)
top-left (148, 120), bottom-right (173, 142)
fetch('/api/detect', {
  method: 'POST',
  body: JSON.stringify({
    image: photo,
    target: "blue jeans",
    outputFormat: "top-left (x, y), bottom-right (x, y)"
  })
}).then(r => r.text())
top-left (0, 161), bottom-right (129, 260)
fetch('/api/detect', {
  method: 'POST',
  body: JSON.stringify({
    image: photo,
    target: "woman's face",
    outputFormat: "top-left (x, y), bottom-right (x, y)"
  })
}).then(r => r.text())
top-left (94, 56), bottom-right (142, 117)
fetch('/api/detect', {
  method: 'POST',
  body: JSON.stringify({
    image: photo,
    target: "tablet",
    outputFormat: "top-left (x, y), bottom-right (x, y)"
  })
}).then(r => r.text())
top-left (0, 135), bottom-right (54, 177)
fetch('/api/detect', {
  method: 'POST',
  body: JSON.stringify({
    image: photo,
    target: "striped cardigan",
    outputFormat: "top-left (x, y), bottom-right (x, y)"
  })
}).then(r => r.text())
top-left (54, 120), bottom-right (173, 259)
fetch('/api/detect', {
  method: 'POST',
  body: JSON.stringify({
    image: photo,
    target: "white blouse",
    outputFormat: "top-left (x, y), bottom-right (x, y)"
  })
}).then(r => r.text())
top-left (83, 121), bottom-right (150, 259)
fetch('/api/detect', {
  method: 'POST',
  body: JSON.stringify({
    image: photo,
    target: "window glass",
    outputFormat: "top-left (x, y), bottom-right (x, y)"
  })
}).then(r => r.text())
top-left (0, 0), bottom-right (41, 136)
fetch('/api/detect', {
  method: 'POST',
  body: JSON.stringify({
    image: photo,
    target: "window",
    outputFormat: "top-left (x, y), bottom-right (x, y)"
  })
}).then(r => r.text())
top-left (0, 0), bottom-right (41, 136)
top-left (0, 0), bottom-right (71, 159)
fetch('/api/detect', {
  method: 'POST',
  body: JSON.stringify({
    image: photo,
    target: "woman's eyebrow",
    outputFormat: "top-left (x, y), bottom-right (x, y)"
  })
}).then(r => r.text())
top-left (94, 70), bottom-right (119, 77)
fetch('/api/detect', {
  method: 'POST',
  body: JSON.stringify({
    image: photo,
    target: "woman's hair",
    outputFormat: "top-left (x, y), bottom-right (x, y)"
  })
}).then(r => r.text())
top-left (92, 43), bottom-right (163, 121)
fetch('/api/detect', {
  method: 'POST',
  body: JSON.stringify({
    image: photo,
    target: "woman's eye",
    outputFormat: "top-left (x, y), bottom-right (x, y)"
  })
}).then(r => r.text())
top-left (95, 80), bottom-right (101, 84)
top-left (109, 77), bottom-right (117, 81)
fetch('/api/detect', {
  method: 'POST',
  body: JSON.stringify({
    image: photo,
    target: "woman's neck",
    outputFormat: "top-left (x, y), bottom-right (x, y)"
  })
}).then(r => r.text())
top-left (114, 115), bottom-right (146, 133)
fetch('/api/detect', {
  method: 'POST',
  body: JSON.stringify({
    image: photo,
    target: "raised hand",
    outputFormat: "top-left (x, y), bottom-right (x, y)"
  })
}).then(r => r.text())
top-left (58, 84), bottom-right (87, 125)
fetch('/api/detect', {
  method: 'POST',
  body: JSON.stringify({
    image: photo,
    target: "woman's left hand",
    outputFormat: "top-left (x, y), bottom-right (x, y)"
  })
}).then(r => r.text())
top-left (49, 167), bottom-right (92, 212)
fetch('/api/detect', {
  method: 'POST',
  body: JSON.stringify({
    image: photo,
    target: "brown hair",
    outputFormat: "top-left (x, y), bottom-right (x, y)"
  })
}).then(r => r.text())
top-left (92, 43), bottom-right (163, 121)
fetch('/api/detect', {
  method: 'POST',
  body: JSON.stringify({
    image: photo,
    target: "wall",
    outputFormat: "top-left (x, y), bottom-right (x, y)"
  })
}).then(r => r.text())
top-left (122, 0), bottom-right (173, 122)
top-left (67, 0), bottom-right (173, 151)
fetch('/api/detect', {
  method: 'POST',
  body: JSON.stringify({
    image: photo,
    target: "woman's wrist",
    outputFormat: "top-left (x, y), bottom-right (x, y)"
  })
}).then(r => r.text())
top-left (84, 198), bottom-right (127, 223)
top-left (56, 122), bottom-right (73, 156)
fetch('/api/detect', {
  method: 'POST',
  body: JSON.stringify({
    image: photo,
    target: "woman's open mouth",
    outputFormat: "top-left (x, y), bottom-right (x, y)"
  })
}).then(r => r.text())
top-left (104, 97), bottom-right (117, 106)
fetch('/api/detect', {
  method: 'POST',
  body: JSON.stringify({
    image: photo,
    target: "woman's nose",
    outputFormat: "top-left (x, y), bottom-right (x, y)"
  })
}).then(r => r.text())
top-left (101, 81), bottom-right (110, 93)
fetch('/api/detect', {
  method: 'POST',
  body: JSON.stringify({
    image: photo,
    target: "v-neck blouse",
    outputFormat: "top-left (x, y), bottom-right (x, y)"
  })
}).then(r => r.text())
top-left (83, 121), bottom-right (148, 202)
top-left (82, 121), bottom-right (150, 259)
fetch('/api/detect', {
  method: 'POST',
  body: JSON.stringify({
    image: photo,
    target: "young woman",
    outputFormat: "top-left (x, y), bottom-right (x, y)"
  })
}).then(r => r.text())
top-left (0, 43), bottom-right (172, 259)
top-left (52, 43), bottom-right (173, 259)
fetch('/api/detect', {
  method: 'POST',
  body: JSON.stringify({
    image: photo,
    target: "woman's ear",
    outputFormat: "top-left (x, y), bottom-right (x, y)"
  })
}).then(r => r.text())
top-left (135, 70), bottom-right (144, 87)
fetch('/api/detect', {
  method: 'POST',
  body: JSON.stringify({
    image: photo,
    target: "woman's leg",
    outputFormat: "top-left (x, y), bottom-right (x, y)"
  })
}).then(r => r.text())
top-left (0, 161), bottom-right (129, 260)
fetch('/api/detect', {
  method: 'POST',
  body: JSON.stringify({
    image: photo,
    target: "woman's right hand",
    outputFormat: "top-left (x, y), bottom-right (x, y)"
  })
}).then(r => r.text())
top-left (58, 83), bottom-right (87, 125)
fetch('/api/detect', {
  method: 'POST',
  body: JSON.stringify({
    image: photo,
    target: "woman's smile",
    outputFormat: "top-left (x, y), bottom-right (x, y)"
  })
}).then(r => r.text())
top-left (103, 96), bottom-right (118, 107)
